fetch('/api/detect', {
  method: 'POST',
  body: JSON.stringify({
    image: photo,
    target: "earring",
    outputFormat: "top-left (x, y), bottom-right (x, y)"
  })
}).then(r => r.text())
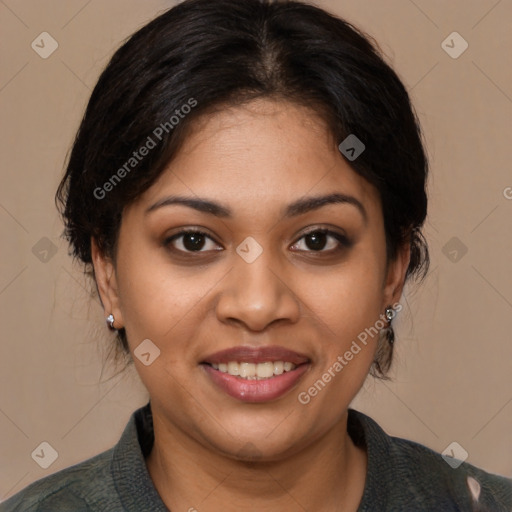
top-left (385, 306), bottom-right (394, 323)
top-left (106, 314), bottom-right (116, 330)
top-left (384, 306), bottom-right (395, 345)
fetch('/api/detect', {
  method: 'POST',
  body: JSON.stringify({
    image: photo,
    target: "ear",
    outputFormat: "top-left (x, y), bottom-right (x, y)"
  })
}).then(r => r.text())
top-left (91, 237), bottom-right (124, 329)
top-left (382, 240), bottom-right (411, 308)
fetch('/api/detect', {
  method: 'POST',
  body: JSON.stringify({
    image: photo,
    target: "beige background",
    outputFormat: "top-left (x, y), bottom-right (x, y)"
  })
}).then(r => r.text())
top-left (1, 0), bottom-right (511, 501)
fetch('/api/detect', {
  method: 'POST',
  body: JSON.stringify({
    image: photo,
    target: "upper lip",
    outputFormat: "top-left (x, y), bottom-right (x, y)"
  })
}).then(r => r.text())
top-left (202, 346), bottom-right (310, 365)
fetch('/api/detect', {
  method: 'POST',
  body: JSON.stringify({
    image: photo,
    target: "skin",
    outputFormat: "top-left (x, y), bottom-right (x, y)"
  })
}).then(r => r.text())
top-left (91, 98), bottom-right (410, 511)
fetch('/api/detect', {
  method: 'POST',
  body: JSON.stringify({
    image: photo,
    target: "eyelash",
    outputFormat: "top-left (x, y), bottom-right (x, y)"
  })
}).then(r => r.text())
top-left (163, 227), bottom-right (351, 256)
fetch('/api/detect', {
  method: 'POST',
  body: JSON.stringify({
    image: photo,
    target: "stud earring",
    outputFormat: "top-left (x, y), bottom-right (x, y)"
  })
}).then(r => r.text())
top-left (106, 314), bottom-right (116, 330)
top-left (385, 306), bottom-right (395, 323)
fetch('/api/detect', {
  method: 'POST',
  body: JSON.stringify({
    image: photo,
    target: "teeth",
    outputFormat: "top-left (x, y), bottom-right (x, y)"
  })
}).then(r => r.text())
top-left (239, 362), bottom-right (256, 378)
top-left (211, 361), bottom-right (297, 379)
top-left (227, 361), bottom-right (239, 375)
top-left (256, 362), bottom-right (274, 378)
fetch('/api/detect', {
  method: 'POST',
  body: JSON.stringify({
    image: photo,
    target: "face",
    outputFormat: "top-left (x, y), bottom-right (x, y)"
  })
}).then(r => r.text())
top-left (92, 98), bottom-right (409, 460)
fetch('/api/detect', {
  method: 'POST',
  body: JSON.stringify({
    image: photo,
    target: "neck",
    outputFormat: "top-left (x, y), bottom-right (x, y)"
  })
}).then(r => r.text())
top-left (145, 410), bottom-right (367, 512)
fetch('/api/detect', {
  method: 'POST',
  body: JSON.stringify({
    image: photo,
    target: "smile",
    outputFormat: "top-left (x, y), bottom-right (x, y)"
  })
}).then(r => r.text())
top-left (210, 361), bottom-right (297, 380)
top-left (201, 345), bottom-right (311, 402)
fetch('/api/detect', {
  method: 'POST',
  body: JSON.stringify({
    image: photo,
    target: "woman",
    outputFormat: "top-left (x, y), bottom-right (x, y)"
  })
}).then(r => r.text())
top-left (2, 0), bottom-right (510, 510)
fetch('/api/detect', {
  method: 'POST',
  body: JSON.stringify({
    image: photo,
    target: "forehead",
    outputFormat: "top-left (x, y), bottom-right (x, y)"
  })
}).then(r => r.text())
top-left (135, 99), bottom-right (381, 220)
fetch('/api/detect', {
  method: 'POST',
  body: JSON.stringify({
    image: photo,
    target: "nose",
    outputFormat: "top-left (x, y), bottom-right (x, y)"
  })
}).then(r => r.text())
top-left (215, 247), bottom-right (300, 331)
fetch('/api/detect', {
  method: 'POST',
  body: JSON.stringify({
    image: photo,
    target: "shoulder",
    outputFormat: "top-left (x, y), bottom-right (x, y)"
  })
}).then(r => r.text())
top-left (1, 402), bottom-right (162, 512)
top-left (349, 409), bottom-right (512, 511)
top-left (390, 435), bottom-right (512, 510)
top-left (0, 448), bottom-right (116, 512)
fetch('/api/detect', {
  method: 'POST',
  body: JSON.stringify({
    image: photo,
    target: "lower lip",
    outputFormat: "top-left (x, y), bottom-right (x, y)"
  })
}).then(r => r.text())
top-left (202, 363), bottom-right (310, 403)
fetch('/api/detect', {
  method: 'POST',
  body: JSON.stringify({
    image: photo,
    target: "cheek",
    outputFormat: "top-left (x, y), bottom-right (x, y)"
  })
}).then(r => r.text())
top-left (115, 253), bottom-right (209, 405)
top-left (293, 257), bottom-right (385, 424)
top-left (115, 242), bottom-right (220, 355)
top-left (295, 244), bottom-right (387, 413)
top-left (307, 253), bottom-right (385, 337)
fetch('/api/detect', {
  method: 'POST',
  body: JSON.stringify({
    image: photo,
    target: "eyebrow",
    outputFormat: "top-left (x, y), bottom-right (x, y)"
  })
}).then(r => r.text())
top-left (145, 192), bottom-right (367, 224)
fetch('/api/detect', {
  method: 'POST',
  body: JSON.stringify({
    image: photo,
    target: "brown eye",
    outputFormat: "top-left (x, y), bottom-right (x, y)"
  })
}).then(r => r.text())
top-left (291, 228), bottom-right (351, 253)
top-left (164, 230), bottom-right (220, 253)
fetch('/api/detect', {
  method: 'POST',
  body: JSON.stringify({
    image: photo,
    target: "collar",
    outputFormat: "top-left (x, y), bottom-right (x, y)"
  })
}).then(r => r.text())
top-left (109, 401), bottom-right (390, 511)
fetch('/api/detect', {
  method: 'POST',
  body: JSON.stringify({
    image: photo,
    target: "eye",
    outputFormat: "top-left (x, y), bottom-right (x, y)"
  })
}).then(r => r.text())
top-left (164, 229), bottom-right (221, 253)
top-left (290, 228), bottom-right (351, 253)
top-left (164, 227), bottom-right (351, 256)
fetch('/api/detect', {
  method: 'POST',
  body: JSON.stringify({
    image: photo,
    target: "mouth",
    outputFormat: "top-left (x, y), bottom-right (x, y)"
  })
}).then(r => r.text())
top-left (207, 360), bottom-right (300, 379)
top-left (200, 346), bottom-right (311, 403)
